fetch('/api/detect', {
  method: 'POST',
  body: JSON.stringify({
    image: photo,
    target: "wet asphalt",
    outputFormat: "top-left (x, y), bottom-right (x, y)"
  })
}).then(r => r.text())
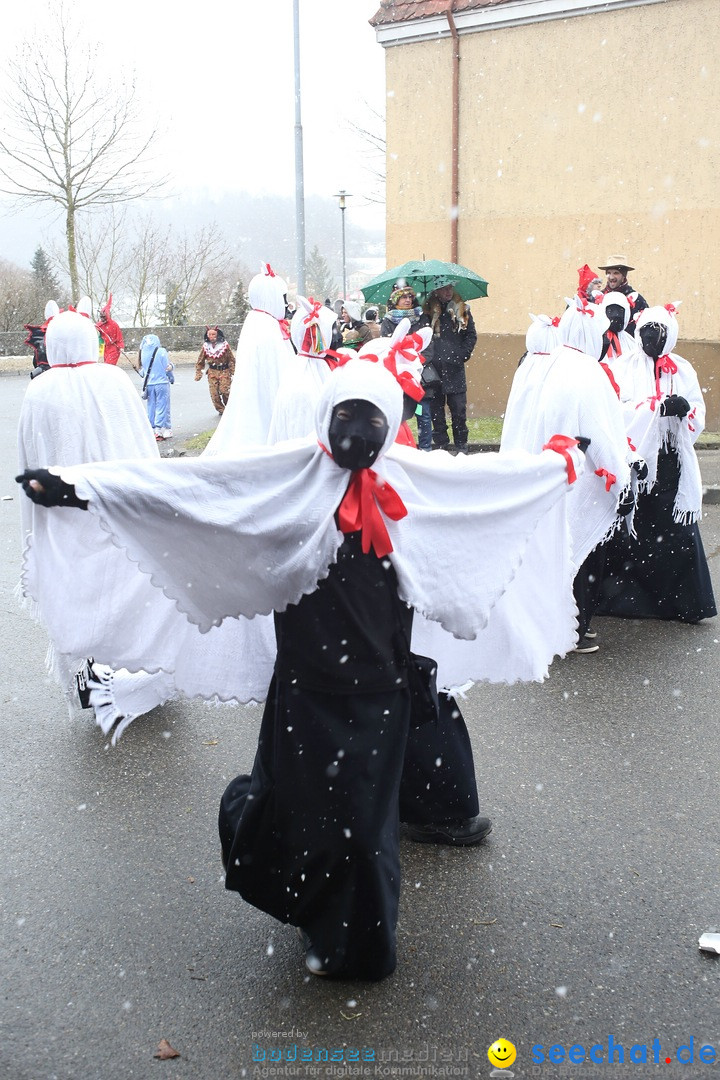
top-left (2, 370), bottom-right (720, 1080)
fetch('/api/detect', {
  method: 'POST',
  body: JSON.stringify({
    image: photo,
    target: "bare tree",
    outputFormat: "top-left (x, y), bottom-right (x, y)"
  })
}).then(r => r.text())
top-left (74, 207), bottom-right (136, 313)
top-left (161, 224), bottom-right (234, 326)
top-left (346, 102), bottom-right (386, 205)
top-left (0, 5), bottom-right (160, 300)
top-left (124, 215), bottom-right (173, 327)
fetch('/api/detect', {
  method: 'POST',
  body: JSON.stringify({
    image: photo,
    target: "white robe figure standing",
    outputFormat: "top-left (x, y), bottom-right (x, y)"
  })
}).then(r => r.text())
top-left (501, 298), bottom-right (633, 650)
top-left (17, 302), bottom-right (162, 712)
top-left (205, 263), bottom-right (294, 454)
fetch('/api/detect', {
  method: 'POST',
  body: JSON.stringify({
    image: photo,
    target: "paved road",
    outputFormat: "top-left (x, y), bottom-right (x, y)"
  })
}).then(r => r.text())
top-left (2, 372), bottom-right (720, 1079)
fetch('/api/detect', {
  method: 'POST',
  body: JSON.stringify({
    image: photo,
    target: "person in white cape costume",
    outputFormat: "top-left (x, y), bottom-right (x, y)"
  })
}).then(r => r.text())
top-left (501, 298), bottom-right (634, 648)
top-left (19, 356), bottom-right (587, 980)
top-left (204, 262), bottom-right (295, 454)
top-left (597, 304), bottom-right (716, 622)
top-left (17, 302), bottom-right (163, 718)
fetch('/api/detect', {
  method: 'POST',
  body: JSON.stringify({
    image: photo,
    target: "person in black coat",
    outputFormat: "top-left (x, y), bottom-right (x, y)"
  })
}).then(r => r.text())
top-left (418, 283), bottom-right (477, 452)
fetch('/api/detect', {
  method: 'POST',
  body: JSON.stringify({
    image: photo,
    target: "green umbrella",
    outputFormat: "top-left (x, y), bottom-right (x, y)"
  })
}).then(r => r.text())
top-left (360, 258), bottom-right (489, 305)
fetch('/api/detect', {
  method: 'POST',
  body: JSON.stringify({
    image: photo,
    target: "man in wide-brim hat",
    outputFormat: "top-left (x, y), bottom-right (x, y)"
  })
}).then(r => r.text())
top-left (599, 256), bottom-right (648, 334)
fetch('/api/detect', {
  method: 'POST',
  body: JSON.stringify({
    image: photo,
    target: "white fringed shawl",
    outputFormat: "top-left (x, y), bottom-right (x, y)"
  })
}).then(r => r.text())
top-left (607, 306), bottom-right (705, 523)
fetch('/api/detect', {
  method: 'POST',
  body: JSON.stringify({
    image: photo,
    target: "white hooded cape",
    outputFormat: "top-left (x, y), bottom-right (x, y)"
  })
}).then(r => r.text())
top-left (204, 265), bottom-right (295, 453)
top-left (502, 305), bottom-right (632, 571)
top-left (17, 308), bottom-right (161, 710)
top-left (23, 360), bottom-right (585, 704)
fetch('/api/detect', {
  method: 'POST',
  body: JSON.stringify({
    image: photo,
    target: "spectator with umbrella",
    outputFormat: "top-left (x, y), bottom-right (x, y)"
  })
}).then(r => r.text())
top-left (362, 259), bottom-right (488, 453)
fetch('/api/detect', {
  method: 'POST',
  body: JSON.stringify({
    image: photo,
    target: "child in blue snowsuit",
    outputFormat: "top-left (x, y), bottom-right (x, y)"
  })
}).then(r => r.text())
top-left (138, 334), bottom-right (174, 440)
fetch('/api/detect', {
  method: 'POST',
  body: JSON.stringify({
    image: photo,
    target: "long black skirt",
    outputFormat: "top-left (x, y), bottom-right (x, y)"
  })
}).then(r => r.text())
top-left (597, 449), bottom-right (716, 623)
top-left (219, 678), bottom-right (411, 980)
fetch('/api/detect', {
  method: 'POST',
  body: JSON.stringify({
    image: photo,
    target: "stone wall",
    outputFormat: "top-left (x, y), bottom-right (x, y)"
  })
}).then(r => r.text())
top-left (0, 323), bottom-right (244, 358)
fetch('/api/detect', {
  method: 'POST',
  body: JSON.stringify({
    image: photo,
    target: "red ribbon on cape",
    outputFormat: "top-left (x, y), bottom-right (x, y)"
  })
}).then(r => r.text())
top-left (256, 309), bottom-right (290, 339)
top-left (605, 331), bottom-right (622, 359)
top-left (303, 297), bottom-right (323, 324)
top-left (322, 349), bottom-right (348, 370)
top-left (594, 468), bottom-right (617, 492)
top-left (542, 434), bottom-right (580, 485)
top-left (653, 353), bottom-right (679, 405)
top-left (339, 467), bottom-right (408, 557)
top-left (319, 443), bottom-right (408, 557)
top-left (599, 361), bottom-right (621, 398)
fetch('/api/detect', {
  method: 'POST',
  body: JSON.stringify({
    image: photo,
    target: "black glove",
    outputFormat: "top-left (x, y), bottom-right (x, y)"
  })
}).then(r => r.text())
top-left (574, 435), bottom-right (592, 454)
top-left (617, 489), bottom-right (635, 517)
top-left (15, 468), bottom-right (88, 509)
top-left (632, 459), bottom-right (649, 482)
top-left (660, 394), bottom-right (690, 418)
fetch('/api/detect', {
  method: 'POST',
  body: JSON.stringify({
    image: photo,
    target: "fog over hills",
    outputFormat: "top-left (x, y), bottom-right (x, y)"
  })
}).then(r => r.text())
top-left (0, 189), bottom-right (386, 295)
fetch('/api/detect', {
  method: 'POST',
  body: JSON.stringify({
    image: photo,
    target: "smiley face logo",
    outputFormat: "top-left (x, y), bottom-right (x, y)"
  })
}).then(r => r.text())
top-left (488, 1039), bottom-right (517, 1069)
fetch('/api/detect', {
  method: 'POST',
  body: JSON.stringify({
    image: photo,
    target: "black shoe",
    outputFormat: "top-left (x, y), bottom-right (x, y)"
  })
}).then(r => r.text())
top-left (296, 927), bottom-right (328, 976)
top-left (400, 814), bottom-right (492, 847)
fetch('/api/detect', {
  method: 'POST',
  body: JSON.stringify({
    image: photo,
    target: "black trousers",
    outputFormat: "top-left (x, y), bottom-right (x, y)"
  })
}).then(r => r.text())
top-left (430, 391), bottom-right (468, 448)
top-left (573, 546), bottom-right (607, 639)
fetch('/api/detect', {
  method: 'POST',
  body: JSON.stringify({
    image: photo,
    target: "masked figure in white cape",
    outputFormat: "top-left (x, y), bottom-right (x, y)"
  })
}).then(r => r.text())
top-left (596, 304), bottom-right (716, 623)
top-left (18, 358), bottom-right (587, 980)
top-left (599, 291), bottom-right (635, 362)
top-left (204, 263), bottom-right (294, 453)
top-left (501, 299), bottom-right (634, 651)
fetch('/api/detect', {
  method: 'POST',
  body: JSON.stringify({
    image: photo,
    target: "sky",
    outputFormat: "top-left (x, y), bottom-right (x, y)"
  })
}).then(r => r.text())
top-left (0, 0), bottom-right (387, 264)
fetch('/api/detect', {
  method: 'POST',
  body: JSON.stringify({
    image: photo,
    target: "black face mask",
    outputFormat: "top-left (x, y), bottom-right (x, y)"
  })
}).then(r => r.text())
top-left (639, 322), bottom-right (668, 359)
top-left (328, 398), bottom-right (389, 471)
top-left (605, 304), bottom-right (625, 334)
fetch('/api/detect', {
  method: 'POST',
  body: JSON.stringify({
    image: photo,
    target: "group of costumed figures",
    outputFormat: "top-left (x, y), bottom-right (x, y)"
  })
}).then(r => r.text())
top-left (16, 260), bottom-right (715, 982)
top-left (503, 260), bottom-right (716, 646)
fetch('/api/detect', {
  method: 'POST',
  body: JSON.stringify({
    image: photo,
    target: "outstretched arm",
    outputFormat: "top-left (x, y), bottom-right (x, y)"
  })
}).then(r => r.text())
top-left (15, 469), bottom-right (88, 510)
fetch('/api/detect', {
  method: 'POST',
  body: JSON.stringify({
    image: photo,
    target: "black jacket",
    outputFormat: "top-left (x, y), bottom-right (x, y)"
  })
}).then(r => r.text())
top-left (417, 304), bottom-right (477, 394)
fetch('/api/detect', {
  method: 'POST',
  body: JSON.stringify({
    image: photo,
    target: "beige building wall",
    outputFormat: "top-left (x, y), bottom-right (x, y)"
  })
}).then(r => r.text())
top-left (383, 0), bottom-right (720, 427)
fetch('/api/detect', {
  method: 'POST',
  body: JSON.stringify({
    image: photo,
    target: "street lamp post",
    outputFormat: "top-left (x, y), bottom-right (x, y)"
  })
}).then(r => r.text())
top-left (334, 190), bottom-right (352, 300)
top-left (293, 0), bottom-right (306, 295)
